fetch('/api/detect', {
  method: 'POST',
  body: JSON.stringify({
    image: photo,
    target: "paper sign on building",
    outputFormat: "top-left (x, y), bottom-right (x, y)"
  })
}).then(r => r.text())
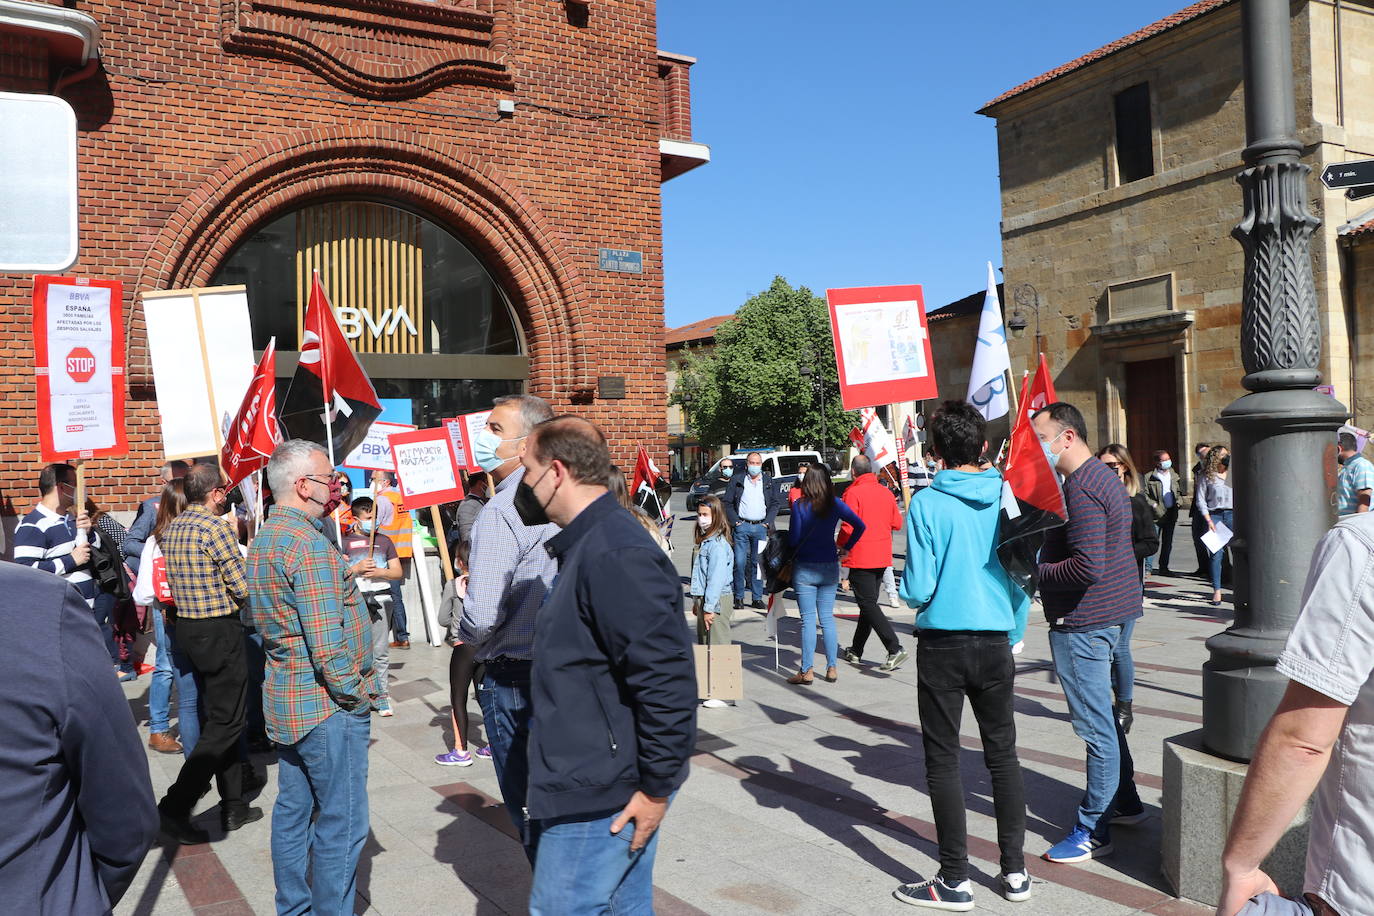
top-left (826, 284), bottom-right (938, 410)
top-left (344, 420), bottom-right (415, 471)
top-left (388, 426), bottom-right (464, 510)
top-left (142, 286), bottom-right (255, 461)
top-left (33, 275), bottom-right (128, 461)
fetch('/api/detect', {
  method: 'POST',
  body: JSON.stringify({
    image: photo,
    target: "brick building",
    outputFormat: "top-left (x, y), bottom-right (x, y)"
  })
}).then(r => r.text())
top-left (978, 0), bottom-right (1374, 469)
top-left (0, 0), bottom-right (706, 519)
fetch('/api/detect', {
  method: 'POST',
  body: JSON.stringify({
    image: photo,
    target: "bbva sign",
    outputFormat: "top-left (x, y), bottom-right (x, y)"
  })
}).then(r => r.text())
top-left (335, 307), bottom-right (418, 341)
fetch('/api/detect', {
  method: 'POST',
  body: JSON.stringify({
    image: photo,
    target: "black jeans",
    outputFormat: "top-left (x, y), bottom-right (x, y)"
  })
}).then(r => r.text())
top-left (161, 615), bottom-right (248, 817)
top-left (1156, 505), bottom-right (1179, 570)
top-left (916, 630), bottom-right (1025, 883)
top-left (848, 567), bottom-right (900, 656)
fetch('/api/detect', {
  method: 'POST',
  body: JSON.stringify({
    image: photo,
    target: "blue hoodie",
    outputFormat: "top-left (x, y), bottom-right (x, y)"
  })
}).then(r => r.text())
top-left (899, 467), bottom-right (1029, 645)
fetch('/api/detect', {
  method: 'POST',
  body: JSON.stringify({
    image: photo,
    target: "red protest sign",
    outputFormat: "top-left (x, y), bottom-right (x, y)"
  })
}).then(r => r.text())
top-left (443, 410), bottom-right (491, 472)
top-left (826, 284), bottom-right (938, 410)
top-left (387, 426), bottom-right (464, 510)
top-left (33, 275), bottom-right (128, 461)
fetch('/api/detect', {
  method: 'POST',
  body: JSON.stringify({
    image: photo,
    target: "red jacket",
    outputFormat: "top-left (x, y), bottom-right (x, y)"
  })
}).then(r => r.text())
top-left (840, 473), bottom-right (903, 569)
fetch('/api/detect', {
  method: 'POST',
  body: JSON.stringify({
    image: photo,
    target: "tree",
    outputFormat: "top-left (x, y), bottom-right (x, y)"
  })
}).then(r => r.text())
top-left (673, 276), bottom-right (856, 456)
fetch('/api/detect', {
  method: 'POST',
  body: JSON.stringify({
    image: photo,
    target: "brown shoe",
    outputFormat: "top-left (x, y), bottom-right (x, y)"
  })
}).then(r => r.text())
top-left (148, 731), bottom-right (183, 754)
top-left (823, 667), bottom-right (839, 683)
top-left (389, 640), bottom-right (410, 649)
top-left (786, 670), bottom-right (814, 685)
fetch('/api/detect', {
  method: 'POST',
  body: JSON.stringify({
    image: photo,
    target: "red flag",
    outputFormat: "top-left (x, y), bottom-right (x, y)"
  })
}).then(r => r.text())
top-left (221, 339), bottom-right (282, 488)
top-left (1011, 354), bottom-right (1057, 439)
top-left (848, 427), bottom-right (864, 449)
top-left (998, 365), bottom-right (1068, 598)
top-left (630, 446), bottom-right (670, 522)
top-left (279, 272), bottom-right (383, 458)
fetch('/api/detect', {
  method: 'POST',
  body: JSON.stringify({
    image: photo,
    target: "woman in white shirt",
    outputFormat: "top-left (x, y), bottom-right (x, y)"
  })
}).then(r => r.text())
top-left (1196, 446), bottom-right (1234, 606)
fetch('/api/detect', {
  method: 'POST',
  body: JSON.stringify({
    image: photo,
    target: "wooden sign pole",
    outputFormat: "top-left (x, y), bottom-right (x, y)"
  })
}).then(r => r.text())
top-left (430, 505), bottom-right (454, 581)
top-left (74, 460), bottom-right (87, 540)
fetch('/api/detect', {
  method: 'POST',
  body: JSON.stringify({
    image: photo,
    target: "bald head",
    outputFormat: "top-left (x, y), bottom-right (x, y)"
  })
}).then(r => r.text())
top-left (527, 415), bottom-right (612, 486)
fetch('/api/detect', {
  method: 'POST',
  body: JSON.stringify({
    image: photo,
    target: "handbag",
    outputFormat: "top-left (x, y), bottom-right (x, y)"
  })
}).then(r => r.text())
top-left (151, 552), bottom-right (175, 606)
top-left (762, 509), bottom-right (820, 594)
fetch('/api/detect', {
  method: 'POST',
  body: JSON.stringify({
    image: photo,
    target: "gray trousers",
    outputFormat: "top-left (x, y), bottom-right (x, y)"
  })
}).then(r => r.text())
top-left (366, 592), bottom-right (392, 696)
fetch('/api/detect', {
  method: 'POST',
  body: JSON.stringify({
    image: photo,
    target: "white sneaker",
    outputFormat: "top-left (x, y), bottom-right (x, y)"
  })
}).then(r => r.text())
top-left (701, 698), bottom-right (729, 709)
top-left (999, 870), bottom-right (1032, 902)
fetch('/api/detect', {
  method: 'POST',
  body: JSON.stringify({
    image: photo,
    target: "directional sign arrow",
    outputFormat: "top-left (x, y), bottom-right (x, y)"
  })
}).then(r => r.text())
top-left (1321, 159), bottom-right (1374, 190)
top-left (1348, 185), bottom-right (1374, 202)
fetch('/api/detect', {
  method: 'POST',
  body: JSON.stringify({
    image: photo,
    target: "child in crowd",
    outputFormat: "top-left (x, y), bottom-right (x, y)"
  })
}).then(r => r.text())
top-left (689, 495), bottom-right (734, 709)
top-left (434, 539), bottom-right (491, 766)
top-left (342, 497), bottom-right (402, 717)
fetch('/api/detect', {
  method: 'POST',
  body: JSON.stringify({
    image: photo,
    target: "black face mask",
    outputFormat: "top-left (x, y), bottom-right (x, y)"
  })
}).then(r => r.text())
top-left (514, 468), bottom-right (554, 527)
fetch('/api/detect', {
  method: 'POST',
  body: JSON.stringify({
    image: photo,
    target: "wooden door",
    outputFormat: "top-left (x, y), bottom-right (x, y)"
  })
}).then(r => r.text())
top-left (1124, 356), bottom-right (1179, 469)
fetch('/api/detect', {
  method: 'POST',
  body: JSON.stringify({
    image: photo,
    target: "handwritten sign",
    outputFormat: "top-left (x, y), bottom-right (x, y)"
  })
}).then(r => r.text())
top-left (387, 426), bottom-right (463, 510)
top-left (344, 419), bottom-right (415, 471)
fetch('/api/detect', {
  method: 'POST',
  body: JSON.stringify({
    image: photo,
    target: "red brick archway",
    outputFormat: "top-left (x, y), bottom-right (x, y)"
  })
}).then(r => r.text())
top-left (133, 126), bottom-right (592, 402)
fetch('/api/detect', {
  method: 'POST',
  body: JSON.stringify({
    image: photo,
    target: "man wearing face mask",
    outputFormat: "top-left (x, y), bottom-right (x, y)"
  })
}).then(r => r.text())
top-left (14, 463), bottom-right (98, 607)
top-left (249, 440), bottom-right (383, 915)
top-left (459, 393), bottom-right (558, 849)
top-left (1032, 402), bottom-right (1143, 866)
top-left (1144, 451), bottom-right (1183, 575)
top-left (156, 461), bottom-right (258, 845)
top-left (723, 452), bottom-right (779, 610)
top-left (516, 415), bottom-right (696, 915)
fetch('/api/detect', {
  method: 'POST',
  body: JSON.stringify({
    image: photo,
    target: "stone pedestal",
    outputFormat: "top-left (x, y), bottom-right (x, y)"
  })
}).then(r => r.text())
top-left (1162, 730), bottom-right (1311, 907)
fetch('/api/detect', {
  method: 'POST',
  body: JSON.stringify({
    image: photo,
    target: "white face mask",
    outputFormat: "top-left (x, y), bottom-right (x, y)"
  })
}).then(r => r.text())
top-left (697, 515), bottom-right (712, 530)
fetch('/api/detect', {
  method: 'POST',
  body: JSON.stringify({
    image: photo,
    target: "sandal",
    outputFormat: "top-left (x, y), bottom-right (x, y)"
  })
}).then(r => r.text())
top-left (786, 670), bottom-right (814, 685)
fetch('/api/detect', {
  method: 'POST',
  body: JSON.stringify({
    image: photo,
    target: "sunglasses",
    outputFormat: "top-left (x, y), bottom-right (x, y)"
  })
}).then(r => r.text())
top-left (1101, 460), bottom-right (1122, 469)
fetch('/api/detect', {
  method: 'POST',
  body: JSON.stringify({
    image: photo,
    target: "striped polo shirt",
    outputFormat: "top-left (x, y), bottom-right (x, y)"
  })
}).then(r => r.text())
top-left (1037, 455), bottom-right (1143, 631)
top-left (13, 504), bottom-right (98, 607)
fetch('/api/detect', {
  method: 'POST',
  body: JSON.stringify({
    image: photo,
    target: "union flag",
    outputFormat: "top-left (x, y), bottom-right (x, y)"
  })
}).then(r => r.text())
top-left (221, 338), bottom-right (282, 488)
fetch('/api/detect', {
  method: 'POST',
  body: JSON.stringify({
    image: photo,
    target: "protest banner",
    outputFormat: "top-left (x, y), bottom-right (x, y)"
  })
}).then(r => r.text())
top-left (33, 275), bottom-right (127, 461)
top-left (221, 339), bottom-right (282, 490)
top-left (443, 410), bottom-right (492, 472)
top-left (825, 284), bottom-right (938, 410)
top-left (142, 285), bottom-right (255, 460)
top-left (388, 426), bottom-right (462, 645)
top-left (344, 420), bottom-right (415, 471)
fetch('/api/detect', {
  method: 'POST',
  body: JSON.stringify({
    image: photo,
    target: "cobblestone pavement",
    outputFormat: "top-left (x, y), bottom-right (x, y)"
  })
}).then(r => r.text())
top-left (116, 515), bottom-right (1219, 915)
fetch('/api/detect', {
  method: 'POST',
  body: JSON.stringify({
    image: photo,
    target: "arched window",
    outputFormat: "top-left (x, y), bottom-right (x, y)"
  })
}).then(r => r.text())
top-left (212, 200), bottom-right (527, 428)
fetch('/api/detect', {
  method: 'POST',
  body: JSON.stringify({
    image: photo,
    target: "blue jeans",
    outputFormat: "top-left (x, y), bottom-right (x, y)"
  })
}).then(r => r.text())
top-left (1208, 508), bottom-right (1234, 591)
top-left (477, 658), bottom-right (534, 853)
top-left (94, 590), bottom-right (120, 666)
top-left (1048, 625), bottom-right (1141, 840)
top-left (732, 522), bottom-right (767, 601)
top-left (794, 560), bottom-right (839, 672)
top-left (1111, 617), bottom-right (1135, 703)
top-left (272, 708), bottom-right (371, 916)
top-left (389, 561), bottom-right (410, 641)
top-left (150, 607), bottom-right (202, 745)
top-left (529, 804), bottom-right (664, 916)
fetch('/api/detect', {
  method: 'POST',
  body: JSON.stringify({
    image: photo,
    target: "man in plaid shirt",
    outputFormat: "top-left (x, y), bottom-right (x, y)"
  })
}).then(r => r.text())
top-left (156, 461), bottom-right (257, 845)
top-left (249, 440), bottom-right (382, 916)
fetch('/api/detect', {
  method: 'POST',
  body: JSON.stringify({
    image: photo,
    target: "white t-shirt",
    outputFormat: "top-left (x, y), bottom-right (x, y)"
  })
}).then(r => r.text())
top-left (1276, 513), bottom-right (1374, 915)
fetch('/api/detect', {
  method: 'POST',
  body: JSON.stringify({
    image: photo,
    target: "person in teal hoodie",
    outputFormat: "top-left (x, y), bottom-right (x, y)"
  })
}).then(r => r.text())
top-left (892, 400), bottom-right (1032, 912)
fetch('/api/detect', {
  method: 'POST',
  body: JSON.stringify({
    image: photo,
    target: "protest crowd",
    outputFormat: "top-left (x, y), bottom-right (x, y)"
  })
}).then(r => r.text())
top-left (3, 282), bottom-right (1372, 916)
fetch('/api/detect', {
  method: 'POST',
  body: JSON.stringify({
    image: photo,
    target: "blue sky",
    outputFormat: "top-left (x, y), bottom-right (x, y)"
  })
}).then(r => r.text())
top-left (658, 0), bottom-right (1195, 327)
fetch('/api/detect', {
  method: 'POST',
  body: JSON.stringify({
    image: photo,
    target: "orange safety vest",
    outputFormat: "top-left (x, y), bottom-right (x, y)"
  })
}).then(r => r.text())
top-left (377, 489), bottom-right (413, 558)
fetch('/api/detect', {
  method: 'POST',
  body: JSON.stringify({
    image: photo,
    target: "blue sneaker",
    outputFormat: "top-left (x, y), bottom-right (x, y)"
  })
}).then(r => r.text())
top-left (1043, 826), bottom-right (1113, 863)
top-left (892, 875), bottom-right (974, 911)
top-left (434, 748), bottom-right (474, 767)
top-left (474, 745), bottom-right (493, 760)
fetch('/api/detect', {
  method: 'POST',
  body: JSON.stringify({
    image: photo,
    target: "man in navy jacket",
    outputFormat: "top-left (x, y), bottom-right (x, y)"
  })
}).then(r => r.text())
top-left (517, 416), bottom-right (696, 915)
top-left (0, 563), bottom-right (158, 912)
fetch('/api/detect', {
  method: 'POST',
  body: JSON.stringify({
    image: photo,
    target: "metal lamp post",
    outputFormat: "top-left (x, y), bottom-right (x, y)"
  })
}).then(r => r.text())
top-left (1008, 283), bottom-right (1044, 357)
top-left (800, 352), bottom-right (829, 465)
top-left (1203, 0), bottom-right (1347, 761)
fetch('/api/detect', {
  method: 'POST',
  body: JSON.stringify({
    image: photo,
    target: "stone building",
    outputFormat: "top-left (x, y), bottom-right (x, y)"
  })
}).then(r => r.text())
top-left (979, 0), bottom-right (1374, 468)
top-left (0, 0), bottom-right (706, 515)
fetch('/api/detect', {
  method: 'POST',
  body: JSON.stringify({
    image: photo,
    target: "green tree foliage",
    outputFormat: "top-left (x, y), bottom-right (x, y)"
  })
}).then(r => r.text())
top-left (672, 276), bottom-right (857, 453)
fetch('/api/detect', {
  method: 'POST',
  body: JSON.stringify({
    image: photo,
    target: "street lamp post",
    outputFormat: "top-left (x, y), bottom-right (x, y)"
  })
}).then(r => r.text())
top-left (1203, 0), bottom-right (1347, 761)
top-left (799, 351), bottom-right (828, 464)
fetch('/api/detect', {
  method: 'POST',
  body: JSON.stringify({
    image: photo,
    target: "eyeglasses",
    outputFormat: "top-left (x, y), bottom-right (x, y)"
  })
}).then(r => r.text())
top-left (1101, 461), bottom-right (1122, 469)
top-left (299, 475), bottom-right (331, 486)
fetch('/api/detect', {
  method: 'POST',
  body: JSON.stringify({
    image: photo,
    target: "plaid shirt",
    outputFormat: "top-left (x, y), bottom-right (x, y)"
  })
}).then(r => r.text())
top-left (248, 505), bottom-right (382, 745)
top-left (160, 503), bottom-right (247, 620)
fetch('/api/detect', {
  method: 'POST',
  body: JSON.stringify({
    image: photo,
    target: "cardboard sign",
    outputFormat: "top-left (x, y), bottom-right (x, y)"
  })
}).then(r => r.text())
top-left (826, 284), bottom-right (938, 410)
top-left (693, 644), bottom-right (742, 700)
top-left (142, 286), bottom-right (255, 461)
top-left (444, 410), bottom-right (492, 472)
top-left (388, 426), bottom-right (463, 510)
top-left (33, 275), bottom-right (128, 461)
top-left (344, 420), bottom-right (415, 471)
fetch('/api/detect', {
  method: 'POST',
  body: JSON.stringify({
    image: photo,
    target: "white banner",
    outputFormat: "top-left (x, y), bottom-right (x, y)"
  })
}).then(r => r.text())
top-left (860, 407), bottom-right (899, 470)
top-left (344, 420), bottom-right (414, 471)
top-left (143, 287), bottom-right (255, 460)
top-left (45, 283), bottom-right (116, 454)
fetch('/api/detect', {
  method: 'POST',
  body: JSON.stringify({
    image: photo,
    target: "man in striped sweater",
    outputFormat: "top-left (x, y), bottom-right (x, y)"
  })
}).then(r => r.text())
top-left (13, 463), bottom-right (99, 608)
top-left (1032, 402), bottom-right (1144, 866)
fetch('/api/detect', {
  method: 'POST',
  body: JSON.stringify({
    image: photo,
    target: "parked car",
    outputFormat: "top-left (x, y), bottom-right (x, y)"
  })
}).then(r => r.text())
top-left (686, 450), bottom-right (838, 514)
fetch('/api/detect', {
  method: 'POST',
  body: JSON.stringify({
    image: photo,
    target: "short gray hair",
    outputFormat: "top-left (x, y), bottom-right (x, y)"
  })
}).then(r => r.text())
top-left (493, 394), bottom-right (554, 436)
top-left (267, 439), bottom-right (328, 497)
top-left (850, 455), bottom-right (872, 477)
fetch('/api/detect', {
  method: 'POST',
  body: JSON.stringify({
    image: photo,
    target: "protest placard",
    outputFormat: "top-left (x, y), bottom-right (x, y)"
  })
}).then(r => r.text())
top-left (33, 275), bottom-right (127, 461)
top-left (387, 427), bottom-right (464, 510)
top-left (443, 410), bottom-right (491, 472)
top-left (826, 284), bottom-right (938, 410)
top-left (142, 285), bottom-right (255, 460)
top-left (344, 420), bottom-right (415, 471)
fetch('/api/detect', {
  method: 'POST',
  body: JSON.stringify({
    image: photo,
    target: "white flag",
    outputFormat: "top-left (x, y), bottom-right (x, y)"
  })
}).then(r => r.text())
top-left (966, 261), bottom-right (1012, 420)
top-left (859, 407), bottom-right (899, 470)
